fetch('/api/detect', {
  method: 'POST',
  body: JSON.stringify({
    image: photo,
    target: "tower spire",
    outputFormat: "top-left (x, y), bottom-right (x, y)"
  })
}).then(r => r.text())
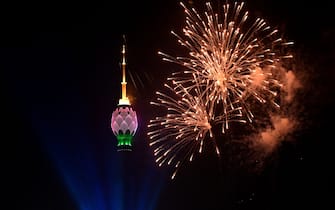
top-left (119, 35), bottom-right (130, 105)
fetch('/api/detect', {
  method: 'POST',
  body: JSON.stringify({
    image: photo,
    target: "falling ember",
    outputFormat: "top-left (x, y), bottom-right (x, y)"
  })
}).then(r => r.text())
top-left (148, 1), bottom-right (294, 179)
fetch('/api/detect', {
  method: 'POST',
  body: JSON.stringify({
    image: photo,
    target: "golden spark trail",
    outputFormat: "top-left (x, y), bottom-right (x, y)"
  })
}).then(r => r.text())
top-left (148, 1), bottom-right (294, 179)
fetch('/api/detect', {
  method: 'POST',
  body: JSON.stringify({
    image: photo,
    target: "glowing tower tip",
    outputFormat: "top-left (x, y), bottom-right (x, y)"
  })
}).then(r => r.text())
top-left (119, 38), bottom-right (130, 105)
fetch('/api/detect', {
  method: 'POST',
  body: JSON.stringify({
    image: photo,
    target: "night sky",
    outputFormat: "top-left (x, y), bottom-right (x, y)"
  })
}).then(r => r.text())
top-left (2, 0), bottom-right (334, 210)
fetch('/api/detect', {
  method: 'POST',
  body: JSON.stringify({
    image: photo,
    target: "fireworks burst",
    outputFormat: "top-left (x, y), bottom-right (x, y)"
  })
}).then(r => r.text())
top-left (160, 1), bottom-right (293, 129)
top-left (148, 81), bottom-right (243, 179)
top-left (148, 0), bottom-right (294, 179)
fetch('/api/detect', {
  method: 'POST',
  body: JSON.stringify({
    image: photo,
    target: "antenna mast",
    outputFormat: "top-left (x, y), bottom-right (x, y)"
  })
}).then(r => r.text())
top-left (119, 35), bottom-right (130, 105)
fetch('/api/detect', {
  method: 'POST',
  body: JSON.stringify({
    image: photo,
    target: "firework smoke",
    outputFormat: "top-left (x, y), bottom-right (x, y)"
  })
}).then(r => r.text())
top-left (252, 66), bottom-right (302, 154)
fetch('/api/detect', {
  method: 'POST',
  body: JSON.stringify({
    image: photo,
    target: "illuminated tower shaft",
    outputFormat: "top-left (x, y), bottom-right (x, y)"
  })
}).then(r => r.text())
top-left (119, 44), bottom-right (130, 105)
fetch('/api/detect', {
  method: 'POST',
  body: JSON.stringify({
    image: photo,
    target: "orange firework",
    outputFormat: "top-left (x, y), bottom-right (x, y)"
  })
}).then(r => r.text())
top-left (148, 1), bottom-right (294, 179)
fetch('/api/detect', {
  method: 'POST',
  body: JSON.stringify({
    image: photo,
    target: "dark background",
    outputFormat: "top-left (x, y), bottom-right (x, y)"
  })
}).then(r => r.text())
top-left (2, 0), bottom-right (334, 210)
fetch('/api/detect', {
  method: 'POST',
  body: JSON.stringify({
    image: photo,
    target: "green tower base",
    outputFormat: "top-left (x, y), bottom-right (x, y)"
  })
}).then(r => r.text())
top-left (116, 133), bottom-right (134, 152)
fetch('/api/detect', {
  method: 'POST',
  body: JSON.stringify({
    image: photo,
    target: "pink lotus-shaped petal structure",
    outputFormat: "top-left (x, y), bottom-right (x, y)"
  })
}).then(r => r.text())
top-left (111, 105), bottom-right (138, 136)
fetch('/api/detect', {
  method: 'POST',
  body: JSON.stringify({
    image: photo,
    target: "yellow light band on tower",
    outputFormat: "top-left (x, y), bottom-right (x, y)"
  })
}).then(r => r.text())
top-left (119, 44), bottom-right (130, 105)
